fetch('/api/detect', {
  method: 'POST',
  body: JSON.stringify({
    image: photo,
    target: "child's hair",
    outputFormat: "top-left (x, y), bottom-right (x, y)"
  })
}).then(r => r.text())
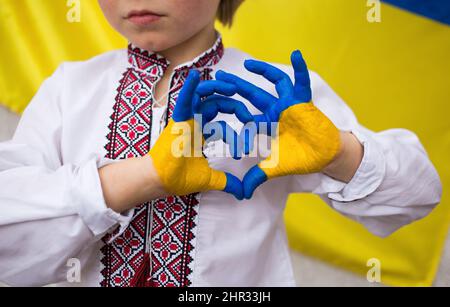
top-left (217, 0), bottom-right (244, 27)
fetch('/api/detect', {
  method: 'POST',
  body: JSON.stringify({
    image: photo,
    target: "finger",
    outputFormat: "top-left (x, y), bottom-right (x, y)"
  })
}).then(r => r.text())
top-left (207, 169), bottom-right (244, 200)
top-left (216, 70), bottom-right (277, 112)
top-left (203, 121), bottom-right (243, 160)
top-left (173, 70), bottom-right (200, 122)
top-left (223, 173), bottom-right (244, 201)
top-left (197, 95), bottom-right (254, 124)
top-left (239, 114), bottom-right (275, 155)
top-left (242, 165), bottom-right (268, 199)
top-left (253, 114), bottom-right (275, 136)
top-left (291, 50), bottom-right (312, 102)
top-left (193, 81), bottom-right (237, 114)
top-left (240, 121), bottom-right (258, 155)
top-left (195, 80), bottom-right (237, 98)
top-left (244, 60), bottom-right (294, 99)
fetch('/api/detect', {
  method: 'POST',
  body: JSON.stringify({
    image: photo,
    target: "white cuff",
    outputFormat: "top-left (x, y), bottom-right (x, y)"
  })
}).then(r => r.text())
top-left (68, 155), bottom-right (134, 237)
top-left (323, 129), bottom-right (386, 202)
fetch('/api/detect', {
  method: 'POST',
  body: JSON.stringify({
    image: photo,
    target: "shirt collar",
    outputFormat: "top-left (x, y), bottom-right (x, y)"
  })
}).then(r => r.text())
top-left (127, 33), bottom-right (224, 77)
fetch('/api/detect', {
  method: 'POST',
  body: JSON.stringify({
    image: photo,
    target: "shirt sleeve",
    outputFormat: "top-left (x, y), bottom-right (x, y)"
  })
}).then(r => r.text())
top-left (0, 65), bottom-right (133, 286)
top-left (287, 71), bottom-right (442, 237)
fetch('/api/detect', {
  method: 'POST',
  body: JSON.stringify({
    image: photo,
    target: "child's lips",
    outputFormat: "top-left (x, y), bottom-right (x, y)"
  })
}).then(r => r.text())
top-left (126, 10), bottom-right (163, 26)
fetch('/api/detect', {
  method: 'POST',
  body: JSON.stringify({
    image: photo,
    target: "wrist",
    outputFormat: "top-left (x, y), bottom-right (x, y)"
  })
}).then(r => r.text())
top-left (323, 131), bottom-right (363, 183)
top-left (99, 156), bottom-right (167, 214)
top-left (140, 155), bottom-right (167, 198)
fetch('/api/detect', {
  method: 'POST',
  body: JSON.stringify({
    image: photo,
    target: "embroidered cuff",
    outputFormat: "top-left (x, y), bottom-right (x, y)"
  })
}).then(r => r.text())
top-left (323, 129), bottom-right (386, 202)
top-left (69, 155), bottom-right (134, 237)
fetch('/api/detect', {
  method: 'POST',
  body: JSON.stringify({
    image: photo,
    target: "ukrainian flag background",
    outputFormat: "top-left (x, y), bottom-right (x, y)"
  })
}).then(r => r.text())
top-left (0, 0), bottom-right (449, 286)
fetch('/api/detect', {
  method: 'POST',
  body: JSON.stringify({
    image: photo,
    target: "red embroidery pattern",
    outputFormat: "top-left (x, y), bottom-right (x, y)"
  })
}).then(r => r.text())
top-left (147, 194), bottom-right (199, 287)
top-left (101, 38), bottom-right (224, 287)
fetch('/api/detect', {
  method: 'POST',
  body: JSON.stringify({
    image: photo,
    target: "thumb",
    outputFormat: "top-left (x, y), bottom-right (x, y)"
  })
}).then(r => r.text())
top-left (207, 169), bottom-right (244, 201)
top-left (242, 165), bottom-right (268, 199)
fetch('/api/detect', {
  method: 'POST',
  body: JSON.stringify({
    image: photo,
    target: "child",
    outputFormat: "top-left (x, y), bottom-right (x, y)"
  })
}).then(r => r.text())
top-left (0, 0), bottom-right (442, 287)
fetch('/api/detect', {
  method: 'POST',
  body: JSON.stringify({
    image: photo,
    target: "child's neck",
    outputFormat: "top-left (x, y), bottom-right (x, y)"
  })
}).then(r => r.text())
top-left (153, 23), bottom-right (217, 107)
top-left (160, 22), bottom-right (217, 69)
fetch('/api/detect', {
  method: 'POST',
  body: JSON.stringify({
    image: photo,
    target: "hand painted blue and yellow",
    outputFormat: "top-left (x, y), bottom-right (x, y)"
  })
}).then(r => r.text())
top-left (149, 70), bottom-right (244, 200)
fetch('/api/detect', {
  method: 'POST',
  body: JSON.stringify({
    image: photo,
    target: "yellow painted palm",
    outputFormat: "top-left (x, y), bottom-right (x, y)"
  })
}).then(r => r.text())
top-left (214, 51), bottom-right (341, 199)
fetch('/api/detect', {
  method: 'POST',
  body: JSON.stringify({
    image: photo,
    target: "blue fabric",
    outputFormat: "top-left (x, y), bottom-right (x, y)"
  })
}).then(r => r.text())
top-left (382, 0), bottom-right (450, 26)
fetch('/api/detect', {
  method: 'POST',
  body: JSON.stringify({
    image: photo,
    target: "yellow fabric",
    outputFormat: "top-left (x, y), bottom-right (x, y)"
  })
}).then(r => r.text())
top-left (217, 0), bottom-right (450, 286)
top-left (261, 103), bottom-right (341, 177)
top-left (149, 120), bottom-right (227, 196)
top-left (0, 0), bottom-right (126, 113)
top-left (1, 0), bottom-right (449, 286)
